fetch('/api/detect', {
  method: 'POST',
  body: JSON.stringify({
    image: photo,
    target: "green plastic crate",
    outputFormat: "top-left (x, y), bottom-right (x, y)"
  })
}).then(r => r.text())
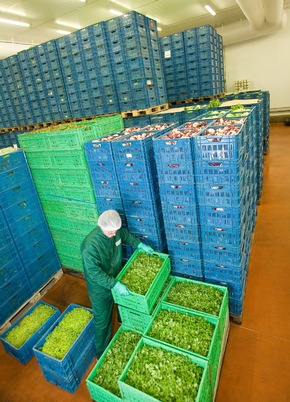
top-left (44, 213), bottom-right (96, 234)
top-left (54, 239), bottom-right (83, 257)
top-left (118, 337), bottom-right (212, 402)
top-left (144, 303), bottom-right (221, 393)
top-left (161, 275), bottom-right (229, 340)
top-left (32, 168), bottom-right (93, 187)
top-left (58, 253), bottom-right (84, 271)
top-left (36, 184), bottom-right (96, 203)
top-left (41, 198), bottom-right (99, 221)
top-left (18, 132), bottom-right (49, 151)
top-left (112, 250), bottom-right (170, 314)
top-left (25, 150), bottom-right (88, 169)
top-left (86, 326), bottom-right (141, 402)
top-left (117, 280), bottom-right (171, 333)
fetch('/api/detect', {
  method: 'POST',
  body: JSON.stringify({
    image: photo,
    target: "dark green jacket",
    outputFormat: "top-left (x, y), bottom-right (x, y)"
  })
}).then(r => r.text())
top-left (81, 226), bottom-right (141, 298)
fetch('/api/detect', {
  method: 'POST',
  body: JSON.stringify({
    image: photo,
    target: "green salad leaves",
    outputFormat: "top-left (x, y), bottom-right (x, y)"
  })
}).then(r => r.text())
top-left (166, 281), bottom-right (224, 316)
top-left (125, 344), bottom-right (204, 401)
top-left (5, 304), bottom-right (55, 348)
top-left (121, 253), bottom-right (164, 295)
top-left (148, 309), bottom-right (214, 357)
top-left (40, 307), bottom-right (92, 360)
top-left (93, 330), bottom-right (141, 397)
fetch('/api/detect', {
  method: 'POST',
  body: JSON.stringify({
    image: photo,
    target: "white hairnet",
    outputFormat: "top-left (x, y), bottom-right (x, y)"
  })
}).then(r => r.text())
top-left (98, 210), bottom-right (122, 231)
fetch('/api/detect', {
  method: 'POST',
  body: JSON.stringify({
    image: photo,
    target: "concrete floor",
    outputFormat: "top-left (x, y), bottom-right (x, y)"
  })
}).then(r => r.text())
top-left (0, 123), bottom-right (289, 402)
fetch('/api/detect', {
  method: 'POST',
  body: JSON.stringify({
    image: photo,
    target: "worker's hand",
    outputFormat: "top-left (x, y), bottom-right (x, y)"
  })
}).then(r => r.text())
top-left (138, 242), bottom-right (154, 255)
top-left (113, 281), bottom-right (130, 296)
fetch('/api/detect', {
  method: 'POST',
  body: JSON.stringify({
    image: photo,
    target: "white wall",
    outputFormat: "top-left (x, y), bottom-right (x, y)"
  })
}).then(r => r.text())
top-left (223, 8), bottom-right (290, 110)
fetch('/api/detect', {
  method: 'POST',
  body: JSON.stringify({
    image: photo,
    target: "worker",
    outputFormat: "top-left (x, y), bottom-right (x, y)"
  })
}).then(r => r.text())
top-left (81, 209), bottom-right (154, 359)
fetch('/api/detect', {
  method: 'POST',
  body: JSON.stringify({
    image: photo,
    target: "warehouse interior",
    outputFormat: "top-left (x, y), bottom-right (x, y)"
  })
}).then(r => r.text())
top-left (1, 1), bottom-right (290, 401)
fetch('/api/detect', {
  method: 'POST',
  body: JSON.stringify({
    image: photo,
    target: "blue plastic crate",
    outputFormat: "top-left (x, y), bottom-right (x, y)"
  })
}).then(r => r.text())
top-left (196, 182), bottom-right (247, 207)
top-left (39, 337), bottom-right (95, 393)
top-left (130, 231), bottom-right (167, 252)
top-left (0, 269), bottom-right (30, 305)
top-left (159, 183), bottom-right (197, 205)
top-left (119, 178), bottom-right (158, 201)
top-left (0, 301), bottom-right (60, 364)
top-left (153, 132), bottom-right (194, 163)
top-left (84, 133), bottom-right (125, 162)
top-left (96, 197), bottom-right (124, 215)
top-left (203, 258), bottom-right (248, 285)
top-left (2, 195), bottom-right (43, 224)
top-left (167, 239), bottom-right (202, 260)
top-left (88, 160), bottom-right (119, 182)
top-left (0, 226), bottom-right (13, 250)
top-left (33, 304), bottom-right (94, 378)
top-left (115, 159), bottom-right (155, 183)
top-left (194, 160), bottom-right (246, 185)
top-left (123, 198), bottom-right (161, 219)
top-left (23, 247), bottom-right (59, 277)
top-left (0, 278), bottom-right (33, 327)
top-left (18, 233), bottom-right (55, 268)
top-left (28, 258), bottom-right (61, 294)
top-left (155, 160), bottom-right (195, 184)
top-left (170, 257), bottom-right (204, 279)
top-left (0, 149), bottom-right (26, 171)
top-left (164, 222), bottom-right (200, 242)
top-left (127, 215), bottom-right (163, 237)
top-left (0, 180), bottom-right (37, 209)
top-left (8, 209), bottom-right (46, 238)
top-left (92, 180), bottom-right (121, 198)
top-left (162, 203), bottom-right (199, 225)
top-left (198, 205), bottom-right (246, 228)
top-left (202, 241), bottom-right (248, 266)
top-left (0, 240), bottom-right (19, 267)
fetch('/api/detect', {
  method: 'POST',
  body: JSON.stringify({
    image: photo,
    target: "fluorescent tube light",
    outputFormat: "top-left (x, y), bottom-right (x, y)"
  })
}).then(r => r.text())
top-left (205, 5), bottom-right (216, 16)
top-left (157, 27), bottom-right (162, 32)
top-left (56, 29), bottom-right (71, 35)
top-left (109, 9), bottom-right (123, 16)
top-left (0, 17), bottom-right (30, 27)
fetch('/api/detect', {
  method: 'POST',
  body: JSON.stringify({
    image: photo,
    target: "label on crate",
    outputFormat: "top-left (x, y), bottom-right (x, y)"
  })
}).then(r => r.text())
top-left (164, 50), bottom-right (171, 58)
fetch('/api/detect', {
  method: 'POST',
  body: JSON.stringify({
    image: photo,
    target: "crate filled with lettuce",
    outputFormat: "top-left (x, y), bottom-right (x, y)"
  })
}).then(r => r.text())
top-left (33, 304), bottom-right (95, 393)
top-left (144, 302), bottom-right (221, 392)
top-left (161, 276), bottom-right (229, 339)
top-left (118, 337), bottom-right (212, 402)
top-left (86, 326), bottom-right (142, 402)
top-left (117, 279), bottom-right (170, 333)
top-left (111, 250), bottom-right (170, 314)
top-left (0, 301), bottom-right (60, 364)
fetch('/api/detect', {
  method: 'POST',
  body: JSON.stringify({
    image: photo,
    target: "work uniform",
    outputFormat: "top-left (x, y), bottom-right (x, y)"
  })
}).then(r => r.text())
top-left (81, 225), bottom-right (141, 358)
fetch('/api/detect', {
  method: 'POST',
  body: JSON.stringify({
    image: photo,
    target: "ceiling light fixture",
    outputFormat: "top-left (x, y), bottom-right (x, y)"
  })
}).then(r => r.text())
top-left (56, 29), bottom-right (71, 35)
top-left (109, 9), bottom-right (123, 16)
top-left (157, 27), bottom-right (162, 32)
top-left (79, 0), bottom-right (86, 2)
top-left (205, 5), bottom-right (216, 16)
top-left (0, 17), bottom-right (30, 27)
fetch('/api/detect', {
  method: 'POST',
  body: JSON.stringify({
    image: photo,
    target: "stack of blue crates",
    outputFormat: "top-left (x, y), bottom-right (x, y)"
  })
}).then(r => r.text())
top-left (153, 121), bottom-right (209, 279)
top-left (193, 110), bottom-right (255, 317)
top-left (0, 149), bottom-right (61, 327)
top-left (56, 23), bottom-right (120, 119)
top-left (105, 11), bottom-right (167, 112)
top-left (161, 25), bottom-right (225, 102)
top-left (111, 125), bottom-right (170, 252)
top-left (159, 33), bottom-right (189, 102)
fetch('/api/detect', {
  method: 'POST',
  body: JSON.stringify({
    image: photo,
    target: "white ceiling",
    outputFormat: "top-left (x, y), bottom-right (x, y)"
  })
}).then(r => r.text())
top-left (0, 0), bottom-right (289, 60)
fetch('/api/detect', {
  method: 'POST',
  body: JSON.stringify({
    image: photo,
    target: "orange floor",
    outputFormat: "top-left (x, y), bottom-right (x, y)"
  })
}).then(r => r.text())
top-left (0, 123), bottom-right (290, 402)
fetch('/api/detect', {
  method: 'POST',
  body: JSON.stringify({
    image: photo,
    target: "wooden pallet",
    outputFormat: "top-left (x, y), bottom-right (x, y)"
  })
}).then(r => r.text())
top-left (0, 269), bottom-right (63, 334)
top-left (62, 266), bottom-right (85, 279)
top-left (169, 93), bottom-right (226, 106)
top-left (121, 103), bottom-right (169, 118)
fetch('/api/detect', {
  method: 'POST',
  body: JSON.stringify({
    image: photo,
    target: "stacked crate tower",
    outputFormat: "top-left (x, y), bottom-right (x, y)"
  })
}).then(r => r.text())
top-left (105, 11), bottom-right (167, 113)
top-left (18, 117), bottom-right (123, 272)
top-left (56, 22), bottom-right (120, 119)
top-left (0, 149), bottom-right (61, 327)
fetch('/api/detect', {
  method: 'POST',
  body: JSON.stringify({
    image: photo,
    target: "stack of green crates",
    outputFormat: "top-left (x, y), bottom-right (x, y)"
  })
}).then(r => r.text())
top-left (18, 115), bottom-right (124, 272)
top-left (111, 249), bottom-right (171, 333)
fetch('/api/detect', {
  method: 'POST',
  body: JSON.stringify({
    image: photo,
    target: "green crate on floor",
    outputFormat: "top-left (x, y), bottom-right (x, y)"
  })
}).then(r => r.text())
top-left (144, 303), bottom-right (222, 393)
top-left (118, 337), bottom-right (212, 402)
top-left (112, 250), bottom-right (170, 315)
top-left (86, 326), bottom-right (141, 402)
top-left (161, 275), bottom-right (229, 340)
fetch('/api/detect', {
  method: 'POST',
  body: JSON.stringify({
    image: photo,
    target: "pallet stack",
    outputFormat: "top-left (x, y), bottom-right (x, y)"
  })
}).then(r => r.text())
top-left (0, 148), bottom-right (61, 327)
top-left (56, 22), bottom-right (120, 119)
top-left (160, 24), bottom-right (225, 102)
top-left (105, 11), bottom-right (167, 113)
top-left (152, 120), bottom-right (210, 279)
top-left (18, 116), bottom-right (123, 272)
top-left (111, 126), bottom-right (169, 252)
